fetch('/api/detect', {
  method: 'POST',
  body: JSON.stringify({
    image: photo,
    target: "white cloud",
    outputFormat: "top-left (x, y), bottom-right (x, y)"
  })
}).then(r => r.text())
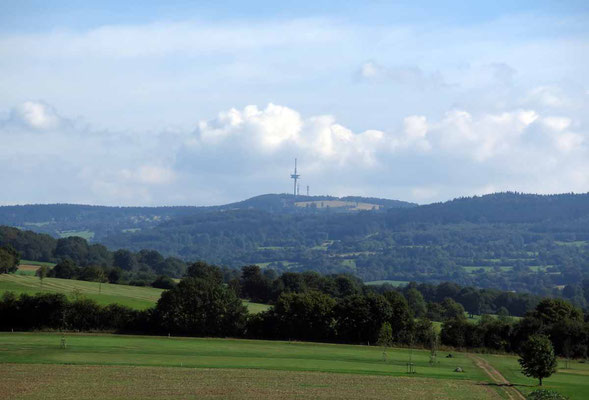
top-left (1, 97), bottom-right (588, 205)
top-left (10, 101), bottom-right (61, 130)
top-left (192, 103), bottom-right (387, 166)
top-left (430, 109), bottom-right (539, 161)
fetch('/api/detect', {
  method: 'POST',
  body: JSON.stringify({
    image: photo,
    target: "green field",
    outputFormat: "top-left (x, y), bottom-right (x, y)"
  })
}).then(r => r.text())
top-left (20, 259), bottom-right (57, 267)
top-left (0, 274), bottom-right (163, 309)
top-left (57, 230), bottom-right (95, 240)
top-left (0, 332), bottom-right (501, 399)
top-left (364, 280), bottom-right (409, 287)
top-left (1, 333), bottom-right (585, 398)
top-left (480, 353), bottom-right (589, 399)
top-left (0, 274), bottom-right (270, 313)
top-left (462, 266), bottom-right (513, 273)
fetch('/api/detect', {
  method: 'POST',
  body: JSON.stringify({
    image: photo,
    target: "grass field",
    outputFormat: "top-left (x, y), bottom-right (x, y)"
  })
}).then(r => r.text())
top-left (57, 230), bottom-right (95, 240)
top-left (0, 274), bottom-right (163, 309)
top-left (364, 280), bottom-right (409, 287)
top-left (0, 274), bottom-right (270, 313)
top-left (0, 364), bottom-right (500, 400)
top-left (480, 353), bottom-right (589, 399)
top-left (20, 259), bottom-right (56, 267)
top-left (16, 261), bottom-right (56, 276)
top-left (2, 333), bottom-right (586, 398)
top-left (0, 332), bottom-right (501, 399)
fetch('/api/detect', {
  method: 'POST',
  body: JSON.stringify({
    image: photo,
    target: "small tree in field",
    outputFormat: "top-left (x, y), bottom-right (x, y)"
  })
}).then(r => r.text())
top-left (518, 334), bottom-right (557, 386)
top-left (377, 322), bottom-right (393, 360)
top-left (96, 269), bottom-right (107, 294)
top-left (36, 265), bottom-right (49, 289)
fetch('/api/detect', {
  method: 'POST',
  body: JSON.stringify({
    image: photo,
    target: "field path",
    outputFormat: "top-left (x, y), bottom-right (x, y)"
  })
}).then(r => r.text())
top-left (469, 355), bottom-right (525, 400)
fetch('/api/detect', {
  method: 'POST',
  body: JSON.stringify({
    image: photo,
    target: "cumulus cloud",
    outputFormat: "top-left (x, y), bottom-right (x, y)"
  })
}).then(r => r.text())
top-left (1, 97), bottom-right (588, 206)
top-left (190, 104), bottom-right (387, 166)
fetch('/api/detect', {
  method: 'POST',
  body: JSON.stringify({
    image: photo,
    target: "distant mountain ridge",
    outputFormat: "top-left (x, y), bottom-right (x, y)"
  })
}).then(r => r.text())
top-left (0, 193), bottom-right (415, 240)
top-left (2, 191), bottom-right (589, 294)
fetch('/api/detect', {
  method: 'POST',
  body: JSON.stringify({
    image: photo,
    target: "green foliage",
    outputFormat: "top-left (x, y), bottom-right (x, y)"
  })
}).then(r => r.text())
top-left (36, 265), bottom-right (49, 288)
top-left (0, 245), bottom-right (20, 273)
top-left (273, 290), bottom-right (336, 341)
top-left (377, 322), bottom-right (393, 348)
top-left (151, 275), bottom-right (176, 289)
top-left (526, 389), bottom-right (569, 400)
top-left (406, 288), bottom-right (427, 317)
top-left (155, 277), bottom-right (247, 336)
top-left (518, 335), bottom-right (558, 386)
top-left (185, 261), bottom-right (223, 284)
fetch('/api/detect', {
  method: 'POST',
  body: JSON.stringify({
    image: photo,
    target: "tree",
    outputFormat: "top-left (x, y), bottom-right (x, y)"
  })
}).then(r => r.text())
top-left (405, 288), bottom-right (427, 318)
top-left (518, 334), bottom-right (558, 386)
top-left (0, 245), bottom-right (20, 274)
top-left (36, 265), bottom-right (49, 289)
top-left (185, 261), bottom-right (223, 284)
top-left (48, 259), bottom-right (79, 279)
top-left (441, 297), bottom-right (466, 320)
top-left (377, 322), bottom-right (393, 349)
top-left (152, 275), bottom-right (176, 289)
top-left (113, 249), bottom-right (137, 271)
top-left (96, 268), bottom-right (107, 294)
top-left (155, 277), bottom-right (247, 336)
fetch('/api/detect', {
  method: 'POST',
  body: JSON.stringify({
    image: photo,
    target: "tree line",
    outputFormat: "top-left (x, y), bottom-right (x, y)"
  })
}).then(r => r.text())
top-left (0, 226), bottom-right (187, 286)
top-left (2, 261), bottom-right (588, 359)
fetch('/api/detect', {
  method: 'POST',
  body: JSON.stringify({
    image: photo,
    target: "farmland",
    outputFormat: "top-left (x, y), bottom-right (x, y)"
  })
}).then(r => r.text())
top-left (0, 332), bottom-right (499, 399)
top-left (479, 353), bottom-right (589, 399)
top-left (0, 274), bottom-right (270, 313)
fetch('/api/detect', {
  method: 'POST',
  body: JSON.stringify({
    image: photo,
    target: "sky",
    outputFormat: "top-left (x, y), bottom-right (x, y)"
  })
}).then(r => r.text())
top-left (1, 1), bottom-right (588, 206)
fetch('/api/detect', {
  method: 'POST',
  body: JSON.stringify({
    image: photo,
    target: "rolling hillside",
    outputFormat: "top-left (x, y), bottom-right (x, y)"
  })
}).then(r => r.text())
top-left (0, 273), bottom-right (269, 313)
top-left (0, 194), bottom-right (415, 241)
top-left (2, 192), bottom-right (589, 295)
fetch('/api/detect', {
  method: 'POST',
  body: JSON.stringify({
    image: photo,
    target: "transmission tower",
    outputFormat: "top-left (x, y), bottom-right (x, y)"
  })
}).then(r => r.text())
top-left (290, 158), bottom-right (300, 198)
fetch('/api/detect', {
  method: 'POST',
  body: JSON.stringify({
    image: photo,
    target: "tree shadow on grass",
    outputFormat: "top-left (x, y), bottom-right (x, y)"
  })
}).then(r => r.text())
top-left (476, 382), bottom-right (534, 389)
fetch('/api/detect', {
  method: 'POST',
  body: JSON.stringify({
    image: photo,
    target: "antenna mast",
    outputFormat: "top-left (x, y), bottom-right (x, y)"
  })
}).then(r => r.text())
top-left (290, 158), bottom-right (300, 198)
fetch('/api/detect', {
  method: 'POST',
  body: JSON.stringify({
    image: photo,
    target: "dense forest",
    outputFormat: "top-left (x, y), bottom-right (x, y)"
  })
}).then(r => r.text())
top-left (2, 192), bottom-right (589, 299)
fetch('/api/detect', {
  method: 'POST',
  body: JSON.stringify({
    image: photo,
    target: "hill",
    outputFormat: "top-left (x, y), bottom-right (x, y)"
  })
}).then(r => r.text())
top-left (0, 194), bottom-right (415, 241)
top-left (2, 192), bottom-right (589, 296)
top-left (98, 192), bottom-right (589, 296)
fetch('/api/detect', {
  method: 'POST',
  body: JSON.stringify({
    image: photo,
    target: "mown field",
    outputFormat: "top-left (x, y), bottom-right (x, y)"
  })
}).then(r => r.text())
top-left (0, 332), bottom-right (500, 399)
top-left (479, 353), bottom-right (589, 399)
top-left (0, 274), bottom-right (270, 313)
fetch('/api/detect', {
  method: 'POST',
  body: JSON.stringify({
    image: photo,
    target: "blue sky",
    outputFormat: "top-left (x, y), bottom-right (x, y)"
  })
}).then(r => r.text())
top-left (1, 1), bottom-right (588, 205)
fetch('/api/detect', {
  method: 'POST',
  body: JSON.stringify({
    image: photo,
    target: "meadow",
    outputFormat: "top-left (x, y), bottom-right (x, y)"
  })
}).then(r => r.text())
top-left (0, 332), bottom-right (500, 399)
top-left (0, 274), bottom-right (270, 313)
top-left (479, 353), bottom-right (589, 399)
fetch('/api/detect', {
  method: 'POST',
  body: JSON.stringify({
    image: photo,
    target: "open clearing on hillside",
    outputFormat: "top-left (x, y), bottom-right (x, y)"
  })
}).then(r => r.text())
top-left (0, 364), bottom-right (500, 400)
top-left (295, 200), bottom-right (381, 211)
top-left (364, 280), bottom-right (409, 287)
top-left (0, 275), bottom-right (270, 313)
top-left (0, 333), bottom-right (501, 399)
top-left (0, 274), bottom-right (163, 309)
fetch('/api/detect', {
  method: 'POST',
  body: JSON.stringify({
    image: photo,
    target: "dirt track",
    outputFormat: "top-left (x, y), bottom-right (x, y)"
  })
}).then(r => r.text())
top-left (469, 354), bottom-right (526, 400)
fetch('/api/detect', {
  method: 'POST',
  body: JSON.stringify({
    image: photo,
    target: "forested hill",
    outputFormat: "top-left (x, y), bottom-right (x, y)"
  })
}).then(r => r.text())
top-left (2, 192), bottom-right (589, 298)
top-left (386, 192), bottom-right (589, 224)
top-left (0, 194), bottom-right (414, 241)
